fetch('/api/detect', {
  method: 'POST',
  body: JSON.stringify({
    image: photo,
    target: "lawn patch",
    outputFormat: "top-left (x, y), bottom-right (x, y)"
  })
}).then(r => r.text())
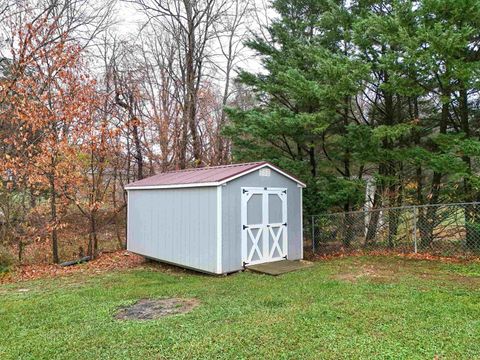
top-left (0, 256), bottom-right (478, 359)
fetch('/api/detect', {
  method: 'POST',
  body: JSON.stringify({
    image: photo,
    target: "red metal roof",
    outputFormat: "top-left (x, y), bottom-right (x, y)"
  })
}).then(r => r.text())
top-left (126, 162), bottom-right (267, 188)
top-left (125, 161), bottom-right (306, 189)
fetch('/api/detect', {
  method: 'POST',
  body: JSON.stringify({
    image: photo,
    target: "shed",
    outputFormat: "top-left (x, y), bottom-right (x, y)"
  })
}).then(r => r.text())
top-left (125, 162), bottom-right (306, 274)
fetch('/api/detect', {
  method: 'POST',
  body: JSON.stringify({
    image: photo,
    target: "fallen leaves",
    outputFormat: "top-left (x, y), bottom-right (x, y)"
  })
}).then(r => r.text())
top-left (2, 249), bottom-right (478, 285)
top-left (308, 249), bottom-right (479, 264)
top-left (0, 250), bottom-right (146, 284)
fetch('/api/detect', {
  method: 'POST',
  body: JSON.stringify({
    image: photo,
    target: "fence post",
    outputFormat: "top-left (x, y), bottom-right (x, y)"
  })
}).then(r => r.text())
top-left (311, 215), bottom-right (315, 253)
top-left (413, 206), bottom-right (418, 253)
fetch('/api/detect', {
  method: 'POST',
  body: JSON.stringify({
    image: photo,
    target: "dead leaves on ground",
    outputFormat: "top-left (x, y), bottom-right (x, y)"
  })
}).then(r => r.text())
top-left (2, 249), bottom-right (478, 285)
top-left (309, 249), bottom-right (479, 264)
top-left (0, 251), bottom-right (145, 284)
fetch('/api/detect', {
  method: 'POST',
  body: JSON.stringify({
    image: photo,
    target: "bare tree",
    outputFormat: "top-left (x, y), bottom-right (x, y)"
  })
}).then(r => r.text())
top-left (0, 0), bottom-right (116, 263)
top-left (212, 0), bottom-right (252, 164)
top-left (129, 0), bottom-right (230, 168)
top-left (137, 28), bottom-right (184, 170)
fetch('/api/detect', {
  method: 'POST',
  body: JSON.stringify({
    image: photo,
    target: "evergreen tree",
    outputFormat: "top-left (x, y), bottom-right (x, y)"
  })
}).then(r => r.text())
top-left (225, 0), bottom-right (368, 216)
top-left (226, 0), bottom-right (480, 249)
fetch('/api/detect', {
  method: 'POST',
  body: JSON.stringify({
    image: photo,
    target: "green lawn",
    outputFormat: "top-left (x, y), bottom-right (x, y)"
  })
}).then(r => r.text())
top-left (1, 256), bottom-right (479, 359)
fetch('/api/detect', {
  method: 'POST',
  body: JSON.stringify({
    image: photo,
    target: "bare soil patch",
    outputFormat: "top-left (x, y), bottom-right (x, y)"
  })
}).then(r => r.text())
top-left (331, 258), bottom-right (480, 287)
top-left (115, 298), bottom-right (199, 320)
top-left (332, 264), bottom-right (398, 283)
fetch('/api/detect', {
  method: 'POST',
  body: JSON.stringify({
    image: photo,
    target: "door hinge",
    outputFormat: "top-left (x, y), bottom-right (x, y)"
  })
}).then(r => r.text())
top-left (243, 224), bottom-right (249, 230)
top-left (283, 222), bottom-right (287, 226)
top-left (243, 261), bottom-right (249, 269)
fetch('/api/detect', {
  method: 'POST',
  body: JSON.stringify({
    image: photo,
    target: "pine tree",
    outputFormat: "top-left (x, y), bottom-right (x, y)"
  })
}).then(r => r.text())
top-left (225, 0), bottom-right (368, 217)
top-left (226, 0), bottom-right (480, 250)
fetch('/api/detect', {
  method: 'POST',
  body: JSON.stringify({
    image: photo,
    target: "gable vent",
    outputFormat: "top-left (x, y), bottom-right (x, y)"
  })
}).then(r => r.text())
top-left (259, 168), bottom-right (271, 177)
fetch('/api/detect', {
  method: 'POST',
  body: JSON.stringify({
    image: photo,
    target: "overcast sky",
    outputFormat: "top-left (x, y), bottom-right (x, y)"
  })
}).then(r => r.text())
top-left (112, 0), bottom-right (271, 79)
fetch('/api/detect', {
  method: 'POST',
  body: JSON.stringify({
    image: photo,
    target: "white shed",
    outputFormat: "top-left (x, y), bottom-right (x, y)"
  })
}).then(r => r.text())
top-left (125, 162), bottom-right (306, 274)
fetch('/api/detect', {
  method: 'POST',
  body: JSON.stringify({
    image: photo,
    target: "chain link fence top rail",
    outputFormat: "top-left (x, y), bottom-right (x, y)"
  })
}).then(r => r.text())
top-left (305, 202), bottom-right (480, 257)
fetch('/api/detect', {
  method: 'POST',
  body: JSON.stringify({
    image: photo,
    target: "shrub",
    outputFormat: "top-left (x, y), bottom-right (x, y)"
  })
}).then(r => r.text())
top-left (0, 247), bottom-right (15, 273)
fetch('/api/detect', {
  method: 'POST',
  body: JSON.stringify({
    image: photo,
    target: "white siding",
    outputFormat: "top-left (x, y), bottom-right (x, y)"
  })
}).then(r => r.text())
top-left (127, 187), bottom-right (218, 273)
top-left (221, 169), bottom-right (303, 273)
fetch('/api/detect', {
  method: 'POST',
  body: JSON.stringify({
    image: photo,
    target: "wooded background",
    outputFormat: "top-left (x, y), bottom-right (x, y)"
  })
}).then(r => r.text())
top-left (1, 0), bottom-right (479, 265)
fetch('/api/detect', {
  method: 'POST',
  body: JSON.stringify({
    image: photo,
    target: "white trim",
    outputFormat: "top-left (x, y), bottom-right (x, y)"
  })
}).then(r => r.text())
top-left (268, 226), bottom-right (284, 258)
top-left (241, 188), bottom-right (248, 265)
top-left (124, 163), bottom-right (306, 191)
top-left (239, 186), bottom-right (287, 192)
top-left (281, 191), bottom-right (287, 259)
top-left (300, 187), bottom-right (303, 260)
top-left (126, 190), bottom-right (130, 251)
top-left (241, 187), bottom-right (288, 266)
top-left (265, 163), bottom-right (306, 187)
top-left (125, 182), bottom-right (220, 190)
top-left (218, 163), bottom-right (306, 188)
top-left (216, 185), bottom-right (222, 274)
top-left (262, 188), bottom-right (269, 259)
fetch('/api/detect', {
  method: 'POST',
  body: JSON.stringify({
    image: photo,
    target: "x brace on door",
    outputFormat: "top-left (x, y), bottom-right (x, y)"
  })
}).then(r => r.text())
top-left (241, 187), bottom-right (288, 266)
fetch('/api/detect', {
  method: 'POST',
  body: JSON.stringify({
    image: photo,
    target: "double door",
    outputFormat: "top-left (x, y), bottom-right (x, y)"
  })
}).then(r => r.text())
top-left (241, 187), bottom-right (288, 265)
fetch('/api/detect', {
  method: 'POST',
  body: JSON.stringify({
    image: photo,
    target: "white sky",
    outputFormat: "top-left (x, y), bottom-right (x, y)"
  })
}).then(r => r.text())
top-left (112, 0), bottom-right (270, 77)
top-left (114, 2), bottom-right (146, 35)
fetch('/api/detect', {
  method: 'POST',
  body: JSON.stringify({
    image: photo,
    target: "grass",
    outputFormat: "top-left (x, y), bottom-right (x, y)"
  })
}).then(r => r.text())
top-left (0, 256), bottom-right (479, 359)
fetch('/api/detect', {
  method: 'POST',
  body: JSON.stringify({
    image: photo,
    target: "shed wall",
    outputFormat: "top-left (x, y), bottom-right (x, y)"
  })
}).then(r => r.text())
top-left (127, 187), bottom-right (218, 273)
top-left (221, 170), bottom-right (303, 273)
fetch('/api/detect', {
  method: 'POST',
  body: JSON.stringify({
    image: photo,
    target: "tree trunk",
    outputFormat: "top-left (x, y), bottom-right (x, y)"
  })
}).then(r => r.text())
top-left (179, 119), bottom-right (189, 169)
top-left (115, 93), bottom-right (143, 179)
top-left (459, 86), bottom-right (471, 199)
top-left (49, 172), bottom-right (59, 264)
top-left (309, 144), bottom-right (316, 177)
top-left (420, 99), bottom-right (449, 248)
top-left (342, 96), bottom-right (355, 247)
top-left (112, 167), bottom-right (125, 249)
top-left (365, 190), bottom-right (381, 245)
top-left (131, 118), bottom-right (143, 180)
top-left (458, 86), bottom-right (479, 250)
top-left (184, 0), bottom-right (201, 166)
top-left (465, 204), bottom-right (480, 251)
top-left (217, 43), bottom-right (233, 164)
top-left (383, 79), bottom-right (400, 248)
top-left (343, 210), bottom-right (355, 247)
top-left (387, 207), bottom-right (399, 248)
top-left (17, 240), bottom-right (24, 263)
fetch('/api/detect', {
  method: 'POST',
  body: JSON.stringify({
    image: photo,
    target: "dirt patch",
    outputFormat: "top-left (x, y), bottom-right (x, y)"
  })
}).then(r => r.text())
top-left (115, 298), bottom-right (199, 320)
top-left (330, 259), bottom-right (480, 287)
top-left (332, 264), bottom-right (398, 283)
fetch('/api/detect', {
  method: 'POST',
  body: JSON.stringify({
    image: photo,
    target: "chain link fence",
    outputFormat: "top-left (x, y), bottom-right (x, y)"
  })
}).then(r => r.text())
top-left (306, 202), bottom-right (480, 257)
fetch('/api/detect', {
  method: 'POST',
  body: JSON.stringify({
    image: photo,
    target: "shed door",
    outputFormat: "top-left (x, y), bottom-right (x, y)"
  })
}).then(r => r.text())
top-left (241, 187), bottom-right (287, 266)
